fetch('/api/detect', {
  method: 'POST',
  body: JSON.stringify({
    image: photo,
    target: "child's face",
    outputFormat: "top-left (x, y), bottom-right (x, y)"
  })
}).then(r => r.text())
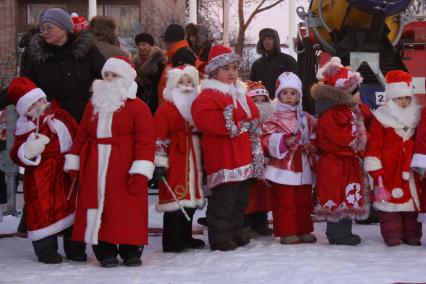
top-left (215, 63), bottom-right (238, 84)
top-left (279, 88), bottom-right (299, 106)
top-left (393, 96), bottom-right (412, 108)
top-left (252, 95), bottom-right (268, 103)
top-left (104, 71), bottom-right (121, 82)
top-left (177, 74), bottom-right (195, 94)
top-left (27, 97), bottom-right (48, 118)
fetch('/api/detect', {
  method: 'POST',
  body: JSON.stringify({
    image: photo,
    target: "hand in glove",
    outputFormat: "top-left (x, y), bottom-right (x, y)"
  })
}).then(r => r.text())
top-left (128, 174), bottom-right (148, 195)
top-left (280, 133), bottom-right (301, 152)
top-left (23, 133), bottom-right (50, 160)
top-left (369, 169), bottom-right (385, 184)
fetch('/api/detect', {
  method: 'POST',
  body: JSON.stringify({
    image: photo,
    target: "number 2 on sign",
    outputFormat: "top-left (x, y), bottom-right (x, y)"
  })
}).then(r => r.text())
top-left (376, 92), bottom-right (385, 106)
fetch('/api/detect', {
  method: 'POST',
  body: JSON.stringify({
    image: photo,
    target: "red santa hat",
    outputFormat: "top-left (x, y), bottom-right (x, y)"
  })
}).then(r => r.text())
top-left (7, 77), bottom-right (47, 116)
top-left (204, 45), bottom-right (241, 76)
top-left (247, 81), bottom-right (269, 101)
top-left (384, 70), bottom-right (414, 100)
top-left (102, 56), bottom-right (137, 82)
top-left (275, 71), bottom-right (303, 99)
top-left (316, 57), bottom-right (363, 93)
top-left (163, 65), bottom-right (199, 101)
top-left (71, 13), bottom-right (89, 33)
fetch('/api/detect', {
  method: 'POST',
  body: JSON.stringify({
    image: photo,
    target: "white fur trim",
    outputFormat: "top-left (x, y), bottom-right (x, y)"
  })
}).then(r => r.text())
top-left (52, 119), bottom-right (73, 153)
top-left (127, 82), bottom-right (137, 99)
top-left (417, 213), bottom-right (426, 223)
top-left (154, 155), bottom-right (169, 168)
top-left (64, 154), bottom-right (80, 171)
top-left (402, 171), bottom-right (410, 181)
top-left (268, 133), bottom-right (286, 159)
top-left (391, 188), bottom-right (404, 199)
top-left (129, 160), bottom-right (155, 180)
top-left (164, 66), bottom-right (199, 101)
top-left (364, 156), bottom-right (382, 172)
top-left (385, 82), bottom-right (414, 100)
top-left (15, 116), bottom-right (36, 136)
top-left (156, 199), bottom-right (205, 212)
top-left (18, 143), bottom-right (41, 166)
top-left (27, 213), bottom-right (74, 241)
top-left (204, 52), bottom-right (241, 76)
top-left (411, 154), bottom-right (426, 169)
top-left (84, 209), bottom-right (98, 244)
top-left (16, 88), bottom-right (46, 116)
top-left (374, 199), bottom-right (414, 212)
top-left (265, 154), bottom-right (314, 186)
top-left (102, 57), bottom-right (137, 82)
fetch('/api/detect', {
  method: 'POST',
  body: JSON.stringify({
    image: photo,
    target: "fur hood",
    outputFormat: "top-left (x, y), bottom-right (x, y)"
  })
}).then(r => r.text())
top-left (133, 47), bottom-right (166, 76)
top-left (311, 83), bottom-right (354, 116)
top-left (256, 28), bottom-right (281, 55)
top-left (27, 31), bottom-right (95, 64)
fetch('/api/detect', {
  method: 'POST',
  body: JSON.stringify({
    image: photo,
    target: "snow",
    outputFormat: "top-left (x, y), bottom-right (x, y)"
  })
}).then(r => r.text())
top-left (2, 198), bottom-right (426, 284)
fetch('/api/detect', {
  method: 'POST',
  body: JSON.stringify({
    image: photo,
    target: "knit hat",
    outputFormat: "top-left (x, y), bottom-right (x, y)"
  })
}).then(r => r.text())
top-left (275, 72), bottom-right (303, 99)
top-left (316, 57), bottom-right (363, 93)
top-left (163, 65), bottom-right (199, 101)
top-left (163, 24), bottom-right (185, 43)
top-left (204, 45), bottom-right (241, 76)
top-left (135, 32), bottom-right (155, 46)
top-left (247, 81), bottom-right (269, 101)
top-left (384, 70), bottom-right (414, 100)
top-left (7, 77), bottom-right (47, 116)
top-left (102, 56), bottom-right (137, 82)
top-left (39, 8), bottom-right (74, 34)
top-left (171, 48), bottom-right (197, 67)
top-left (71, 13), bottom-right (88, 33)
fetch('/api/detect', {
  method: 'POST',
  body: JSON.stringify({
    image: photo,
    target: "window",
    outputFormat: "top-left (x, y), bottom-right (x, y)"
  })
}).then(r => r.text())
top-left (26, 4), bottom-right (67, 25)
top-left (97, 5), bottom-right (140, 37)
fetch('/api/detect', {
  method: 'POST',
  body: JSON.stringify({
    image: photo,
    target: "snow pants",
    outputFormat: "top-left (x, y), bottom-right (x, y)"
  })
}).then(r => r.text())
top-left (378, 211), bottom-right (422, 245)
top-left (271, 184), bottom-right (314, 237)
top-left (207, 180), bottom-right (251, 245)
top-left (162, 207), bottom-right (196, 252)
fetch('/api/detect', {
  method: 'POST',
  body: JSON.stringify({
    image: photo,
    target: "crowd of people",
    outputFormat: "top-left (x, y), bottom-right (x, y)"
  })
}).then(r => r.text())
top-left (1, 7), bottom-right (425, 269)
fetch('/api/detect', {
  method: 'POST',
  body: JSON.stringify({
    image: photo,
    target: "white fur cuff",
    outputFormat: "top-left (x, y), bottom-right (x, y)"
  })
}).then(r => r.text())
top-left (402, 171), bottom-right (410, 181)
top-left (64, 154), bottom-right (80, 172)
top-left (364, 156), bottom-right (383, 172)
top-left (129, 160), bottom-right (155, 179)
top-left (411, 154), bottom-right (426, 169)
top-left (154, 155), bottom-right (169, 168)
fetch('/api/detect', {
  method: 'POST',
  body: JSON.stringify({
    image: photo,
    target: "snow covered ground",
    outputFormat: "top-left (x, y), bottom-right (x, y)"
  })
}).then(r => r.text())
top-left (2, 197), bottom-right (426, 284)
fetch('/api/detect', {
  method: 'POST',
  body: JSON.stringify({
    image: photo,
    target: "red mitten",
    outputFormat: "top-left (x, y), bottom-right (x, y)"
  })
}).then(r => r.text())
top-left (128, 174), bottom-right (148, 195)
top-left (369, 169), bottom-right (385, 184)
top-left (68, 170), bottom-right (79, 180)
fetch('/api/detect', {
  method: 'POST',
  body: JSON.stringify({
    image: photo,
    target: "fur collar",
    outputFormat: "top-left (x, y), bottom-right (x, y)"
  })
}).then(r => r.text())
top-left (201, 78), bottom-right (246, 97)
top-left (373, 100), bottom-right (420, 141)
top-left (133, 47), bottom-right (166, 76)
top-left (27, 31), bottom-right (95, 64)
top-left (311, 83), bottom-right (354, 116)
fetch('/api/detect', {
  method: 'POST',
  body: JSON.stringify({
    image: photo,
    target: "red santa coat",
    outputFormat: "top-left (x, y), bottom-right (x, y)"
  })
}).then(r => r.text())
top-left (311, 84), bottom-right (369, 221)
top-left (10, 108), bottom-right (78, 241)
top-left (365, 103), bottom-right (421, 212)
top-left (64, 99), bottom-right (155, 245)
top-left (154, 101), bottom-right (204, 212)
top-left (412, 107), bottom-right (426, 221)
top-left (191, 79), bottom-right (263, 189)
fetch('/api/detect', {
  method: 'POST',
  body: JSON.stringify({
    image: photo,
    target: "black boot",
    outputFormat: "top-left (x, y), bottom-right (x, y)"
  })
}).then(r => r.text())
top-left (162, 210), bottom-right (186, 252)
top-left (63, 226), bottom-right (87, 261)
top-left (17, 207), bottom-right (27, 234)
top-left (355, 206), bottom-right (379, 225)
top-left (251, 212), bottom-right (273, 236)
top-left (326, 219), bottom-right (361, 246)
top-left (32, 235), bottom-right (62, 264)
top-left (92, 241), bottom-right (119, 268)
top-left (182, 208), bottom-right (205, 249)
top-left (119, 245), bottom-right (143, 267)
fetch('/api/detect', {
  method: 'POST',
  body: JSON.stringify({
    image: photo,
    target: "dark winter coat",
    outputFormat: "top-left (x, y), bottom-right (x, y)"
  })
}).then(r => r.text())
top-left (250, 29), bottom-right (297, 99)
top-left (21, 32), bottom-right (105, 122)
top-left (133, 47), bottom-right (166, 114)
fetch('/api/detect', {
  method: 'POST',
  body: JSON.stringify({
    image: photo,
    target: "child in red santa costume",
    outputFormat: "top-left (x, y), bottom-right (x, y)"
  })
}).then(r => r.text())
top-left (153, 65), bottom-right (205, 252)
top-left (312, 57), bottom-right (369, 245)
top-left (243, 81), bottom-right (274, 238)
top-left (191, 45), bottom-right (264, 251)
top-left (9, 77), bottom-right (86, 264)
top-left (64, 56), bottom-right (155, 267)
top-left (365, 70), bottom-right (422, 246)
top-left (262, 72), bottom-right (317, 245)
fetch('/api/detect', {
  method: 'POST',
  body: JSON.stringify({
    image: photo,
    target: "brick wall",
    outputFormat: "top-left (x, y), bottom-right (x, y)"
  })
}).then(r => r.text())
top-left (0, 0), bottom-right (18, 88)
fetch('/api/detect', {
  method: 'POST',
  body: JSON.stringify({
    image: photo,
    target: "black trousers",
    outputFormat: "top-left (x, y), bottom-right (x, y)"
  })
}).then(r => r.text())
top-left (162, 207), bottom-right (196, 252)
top-left (206, 180), bottom-right (251, 245)
top-left (92, 241), bottom-right (143, 261)
top-left (326, 218), bottom-right (353, 242)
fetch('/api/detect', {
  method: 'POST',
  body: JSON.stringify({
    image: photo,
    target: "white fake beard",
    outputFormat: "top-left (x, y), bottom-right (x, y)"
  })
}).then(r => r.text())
top-left (91, 78), bottom-right (130, 114)
top-left (255, 101), bottom-right (274, 122)
top-left (171, 87), bottom-right (197, 125)
top-left (385, 99), bottom-right (420, 129)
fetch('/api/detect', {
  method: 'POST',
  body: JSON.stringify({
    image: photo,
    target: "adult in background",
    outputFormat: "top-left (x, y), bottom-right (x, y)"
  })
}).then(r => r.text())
top-left (89, 15), bottom-right (130, 59)
top-left (133, 32), bottom-right (166, 114)
top-left (157, 24), bottom-right (197, 105)
top-left (185, 23), bottom-right (213, 73)
top-left (20, 8), bottom-right (105, 122)
top-left (250, 28), bottom-right (297, 99)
